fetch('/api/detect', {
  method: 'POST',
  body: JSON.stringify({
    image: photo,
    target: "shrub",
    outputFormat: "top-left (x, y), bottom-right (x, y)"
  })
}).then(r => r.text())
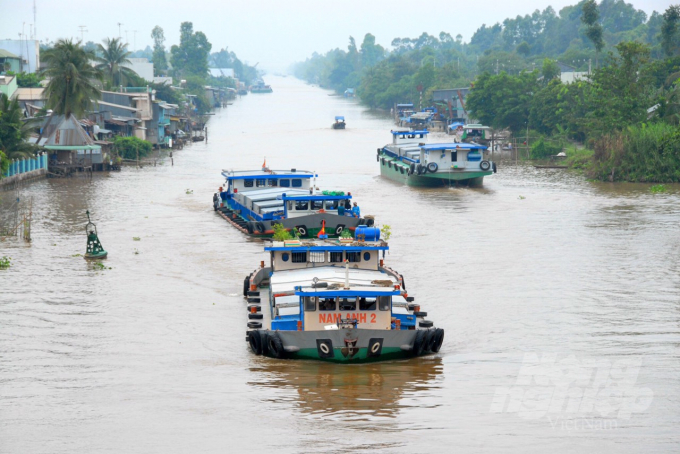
top-left (113, 136), bottom-right (153, 160)
top-left (530, 138), bottom-right (563, 159)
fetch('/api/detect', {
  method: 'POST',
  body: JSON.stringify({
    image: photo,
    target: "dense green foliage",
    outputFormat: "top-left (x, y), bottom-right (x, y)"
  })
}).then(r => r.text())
top-left (41, 39), bottom-right (103, 118)
top-left (0, 93), bottom-right (42, 175)
top-left (588, 123), bottom-right (680, 181)
top-left (209, 48), bottom-right (259, 86)
top-left (151, 26), bottom-right (168, 76)
top-left (114, 136), bottom-right (152, 160)
top-left (6, 71), bottom-right (43, 88)
top-left (170, 22), bottom-right (212, 77)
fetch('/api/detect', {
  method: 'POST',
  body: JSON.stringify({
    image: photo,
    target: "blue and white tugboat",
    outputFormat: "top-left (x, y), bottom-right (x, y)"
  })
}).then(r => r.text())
top-left (213, 165), bottom-right (373, 238)
top-left (243, 227), bottom-right (444, 362)
top-left (377, 130), bottom-right (496, 187)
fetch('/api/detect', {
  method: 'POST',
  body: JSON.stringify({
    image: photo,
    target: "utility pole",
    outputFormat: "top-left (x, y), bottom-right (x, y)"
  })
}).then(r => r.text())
top-left (125, 30), bottom-right (129, 46)
top-left (33, 0), bottom-right (37, 39)
top-left (117, 23), bottom-right (123, 39)
top-left (133, 30), bottom-right (138, 52)
top-left (78, 25), bottom-right (87, 42)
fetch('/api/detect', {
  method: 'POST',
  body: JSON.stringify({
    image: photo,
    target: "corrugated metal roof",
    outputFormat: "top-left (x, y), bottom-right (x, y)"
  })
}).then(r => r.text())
top-left (44, 116), bottom-right (95, 147)
top-left (0, 49), bottom-right (20, 59)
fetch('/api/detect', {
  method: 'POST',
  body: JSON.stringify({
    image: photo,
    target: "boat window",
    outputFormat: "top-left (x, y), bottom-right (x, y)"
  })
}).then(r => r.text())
top-left (256, 179), bottom-right (267, 187)
top-left (292, 252), bottom-right (307, 263)
top-left (363, 252), bottom-right (371, 261)
top-left (281, 253), bottom-right (289, 262)
top-left (280, 179), bottom-right (290, 187)
top-left (319, 298), bottom-right (336, 311)
top-left (244, 179), bottom-right (254, 187)
top-left (325, 200), bottom-right (338, 210)
top-left (304, 296), bottom-right (316, 312)
top-left (291, 179), bottom-right (302, 187)
top-left (295, 200), bottom-right (309, 210)
top-left (359, 297), bottom-right (376, 310)
top-left (309, 251), bottom-right (325, 263)
top-left (451, 151), bottom-right (458, 162)
top-left (329, 251), bottom-right (343, 263)
top-left (346, 252), bottom-right (361, 263)
top-left (339, 297), bottom-right (356, 311)
top-left (268, 179), bottom-right (278, 187)
top-left (378, 296), bottom-right (391, 311)
top-left (312, 200), bottom-right (324, 210)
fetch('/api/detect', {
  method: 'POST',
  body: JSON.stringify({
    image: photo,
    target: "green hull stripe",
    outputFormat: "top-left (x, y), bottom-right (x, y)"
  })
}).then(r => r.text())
top-left (288, 347), bottom-right (410, 363)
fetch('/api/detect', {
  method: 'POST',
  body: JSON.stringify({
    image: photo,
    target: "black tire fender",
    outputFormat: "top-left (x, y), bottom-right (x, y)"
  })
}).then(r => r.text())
top-left (296, 225), bottom-right (307, 237)
top-left (268, 333), bottom-right (286, 359)
top-left (255, 221), bottom-right (266, 233)
top-left (246, 222), bottom-right (255, 234)
top-left (335, 224), bottom-right (345, 236)
top-left (427, 162), bottom-right (438, 173)
top-left (480, 160), bottom-right (491, 171)
top-left (248, 313), bottom-right (263, 320)
top-left (243, 276), bottom-right (250, 297)
top-left (419, 320), bottom-right (434, 328)
top-left (492, 162), bottom-right (497, 173)
top-left (431, 328), bottom-right (445, 353)
top-left (412, 330), bottom-right (427, 356)
top-left (248, 330), bottom-right (262, 354)
top-left (365, 218), bottom-right (374, 227)
top-left (247, 321), bottom-right (262, 329)
top-left (410, 163), bottom-right (416, 174)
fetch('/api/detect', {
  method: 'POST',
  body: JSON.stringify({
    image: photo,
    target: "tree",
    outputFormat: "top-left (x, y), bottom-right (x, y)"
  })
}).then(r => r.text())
top-left (151, 26), bottom-right (168, 76)
top-left (0, 93), bottom-right (40, 160)
top-left (516, 41), bottom-right (531, 56)
top-left (41, 39), bottom-right (103, 118)
top-left (541, 58), bottom-right (561, 82)
top-left (170, 22), bottom-right (212, 77)
top-left (581, 0), bottom-right (605, 66)
top-left (584, 41), bottom-right (654, 135)
top-left (94, 37), bottom-right (138, 87)
top-left (661, 5), bottom-right (680, 56)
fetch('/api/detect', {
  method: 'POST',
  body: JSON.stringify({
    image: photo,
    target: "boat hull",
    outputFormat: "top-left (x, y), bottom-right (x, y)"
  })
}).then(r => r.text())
top-left (251, 328), bottom-right (440, 363)
top-left (378, 155), bottom-right (491, 187)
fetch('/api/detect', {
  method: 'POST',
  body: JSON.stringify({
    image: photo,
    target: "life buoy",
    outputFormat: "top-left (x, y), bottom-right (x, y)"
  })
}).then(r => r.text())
top-left (427, 162), bottom-right (438, 173)
top-left (412, 330), bottom-right (427, 356)
top-left (335, 224), bottom-right (345, 236)
top-left (431, 328), bottom-right (445, 353)
top-left (248, 331), bottom-right (262, 354)
top-left (268, 333), bottom-right (285, 359)
top-left (480, 160), bottom-right (491, 171)
top-left (255, 221), bottom-right (266, 233)
top-left (316, 339), bottom-right (335, 358)
top-left (296, 225), bottom-right (307, 237)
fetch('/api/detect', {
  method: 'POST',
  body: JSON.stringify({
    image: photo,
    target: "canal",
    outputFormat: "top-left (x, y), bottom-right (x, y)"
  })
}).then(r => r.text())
top-left (1, 76), bottom-right (679, 453)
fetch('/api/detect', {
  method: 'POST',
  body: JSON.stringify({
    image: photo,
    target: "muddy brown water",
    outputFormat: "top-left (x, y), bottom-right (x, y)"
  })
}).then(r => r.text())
top-left (2, 76), bottom-right (680, 453)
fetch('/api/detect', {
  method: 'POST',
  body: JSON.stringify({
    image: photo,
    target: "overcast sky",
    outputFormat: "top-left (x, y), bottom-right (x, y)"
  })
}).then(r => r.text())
top-left (0, 0), bottom-right (674, 72)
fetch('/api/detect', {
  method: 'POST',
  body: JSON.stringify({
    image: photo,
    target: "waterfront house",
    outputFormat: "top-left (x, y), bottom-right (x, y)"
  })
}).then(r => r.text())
top-left (0, 49), bottom-right (21, 73)
top-left (40, 115), bottom-right (103, 169)
top-left (0, 74), bottom-right (17, 99)
top-left (0, 40), bottom-right (40, 73)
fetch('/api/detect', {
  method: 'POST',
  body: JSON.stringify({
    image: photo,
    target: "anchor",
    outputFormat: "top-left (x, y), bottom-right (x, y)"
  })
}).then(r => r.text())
top-left (84, 210), bottom-right (108, 260)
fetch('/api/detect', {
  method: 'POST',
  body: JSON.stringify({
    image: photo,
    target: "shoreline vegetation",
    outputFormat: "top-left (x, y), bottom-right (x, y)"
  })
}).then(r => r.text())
top-left (294, 1), bottom-right (680, 184)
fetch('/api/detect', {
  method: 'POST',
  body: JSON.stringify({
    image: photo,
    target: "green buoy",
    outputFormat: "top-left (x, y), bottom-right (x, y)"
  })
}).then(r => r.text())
top-left (84, 210), bottom-right (108, 259)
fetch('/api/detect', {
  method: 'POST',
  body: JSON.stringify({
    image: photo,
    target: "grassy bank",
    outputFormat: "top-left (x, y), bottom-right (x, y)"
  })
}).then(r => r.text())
top-left (587, 124), bottom-right (680, 182)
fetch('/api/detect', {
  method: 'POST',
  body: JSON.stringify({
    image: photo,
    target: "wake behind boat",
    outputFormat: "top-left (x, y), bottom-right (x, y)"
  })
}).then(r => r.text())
top-left (243, 232), bottom-right (444, 362)
top-left (213, 167), bottom-right (374, 238)
top-left (378, 130), bottom-right (496, 187)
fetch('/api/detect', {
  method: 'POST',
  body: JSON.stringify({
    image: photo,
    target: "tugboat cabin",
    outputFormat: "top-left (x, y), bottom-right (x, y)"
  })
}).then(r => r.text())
top-left (280, 193), bottom-right (353, 218)
top-left (261, 239), bottom-right (416, 332)
top-left (220, 169), bottom-right (316, 221)
top-left (419, 143), bottom-right (488, 171)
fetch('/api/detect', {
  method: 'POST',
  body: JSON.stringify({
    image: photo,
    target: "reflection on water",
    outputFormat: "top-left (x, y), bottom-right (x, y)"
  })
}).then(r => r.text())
top-left (249, 357), bottom-right (443, 420)
top-left (1, 76), bottom-right (680, 453)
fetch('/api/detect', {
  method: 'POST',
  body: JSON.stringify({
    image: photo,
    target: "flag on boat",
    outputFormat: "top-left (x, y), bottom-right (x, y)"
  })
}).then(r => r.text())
top-left (262, 157), bottom-right (267, 169)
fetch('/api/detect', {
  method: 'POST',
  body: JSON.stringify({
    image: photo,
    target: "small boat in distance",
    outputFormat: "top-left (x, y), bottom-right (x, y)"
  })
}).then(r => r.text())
top-left (377, 130), bottom-right (496, 187)
top-left (213, 166), bottom-right (373, 238)
top-left (332, 116), bottom-right (346, 129)
top-left (250, 80), bottom-right (273, 93)
top-left (243, 234), bottom-right (444, 362)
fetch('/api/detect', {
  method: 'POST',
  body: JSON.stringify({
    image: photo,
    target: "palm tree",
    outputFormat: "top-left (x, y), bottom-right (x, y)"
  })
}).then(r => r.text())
top-left (0, 93), bottom-right (40, 160)
top-left (95, 37), bottom-right (138, 88)
top-left (41, 39), bottom-right (102, 118)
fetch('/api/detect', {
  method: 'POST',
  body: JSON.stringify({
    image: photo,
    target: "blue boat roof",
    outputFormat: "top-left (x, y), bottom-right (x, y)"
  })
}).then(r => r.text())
top-left (294, 289), bottom-right (401, 297)
top-left (391, 130), bottom-right (429, 136)
top-left (279, 194), bottom-right (351, 201)
top-left (421, 143), bottom-right (487, 151)
top-left (335, 116), bottom-right (345, 120)
top-left (221, 171), bottom-right (316, 180)
top-left (397, 103), bottom-right (414, 107)
top-left (265, 245), bottom-right (388, 252)
top-left (449, 122), bottom-right (464, 128)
